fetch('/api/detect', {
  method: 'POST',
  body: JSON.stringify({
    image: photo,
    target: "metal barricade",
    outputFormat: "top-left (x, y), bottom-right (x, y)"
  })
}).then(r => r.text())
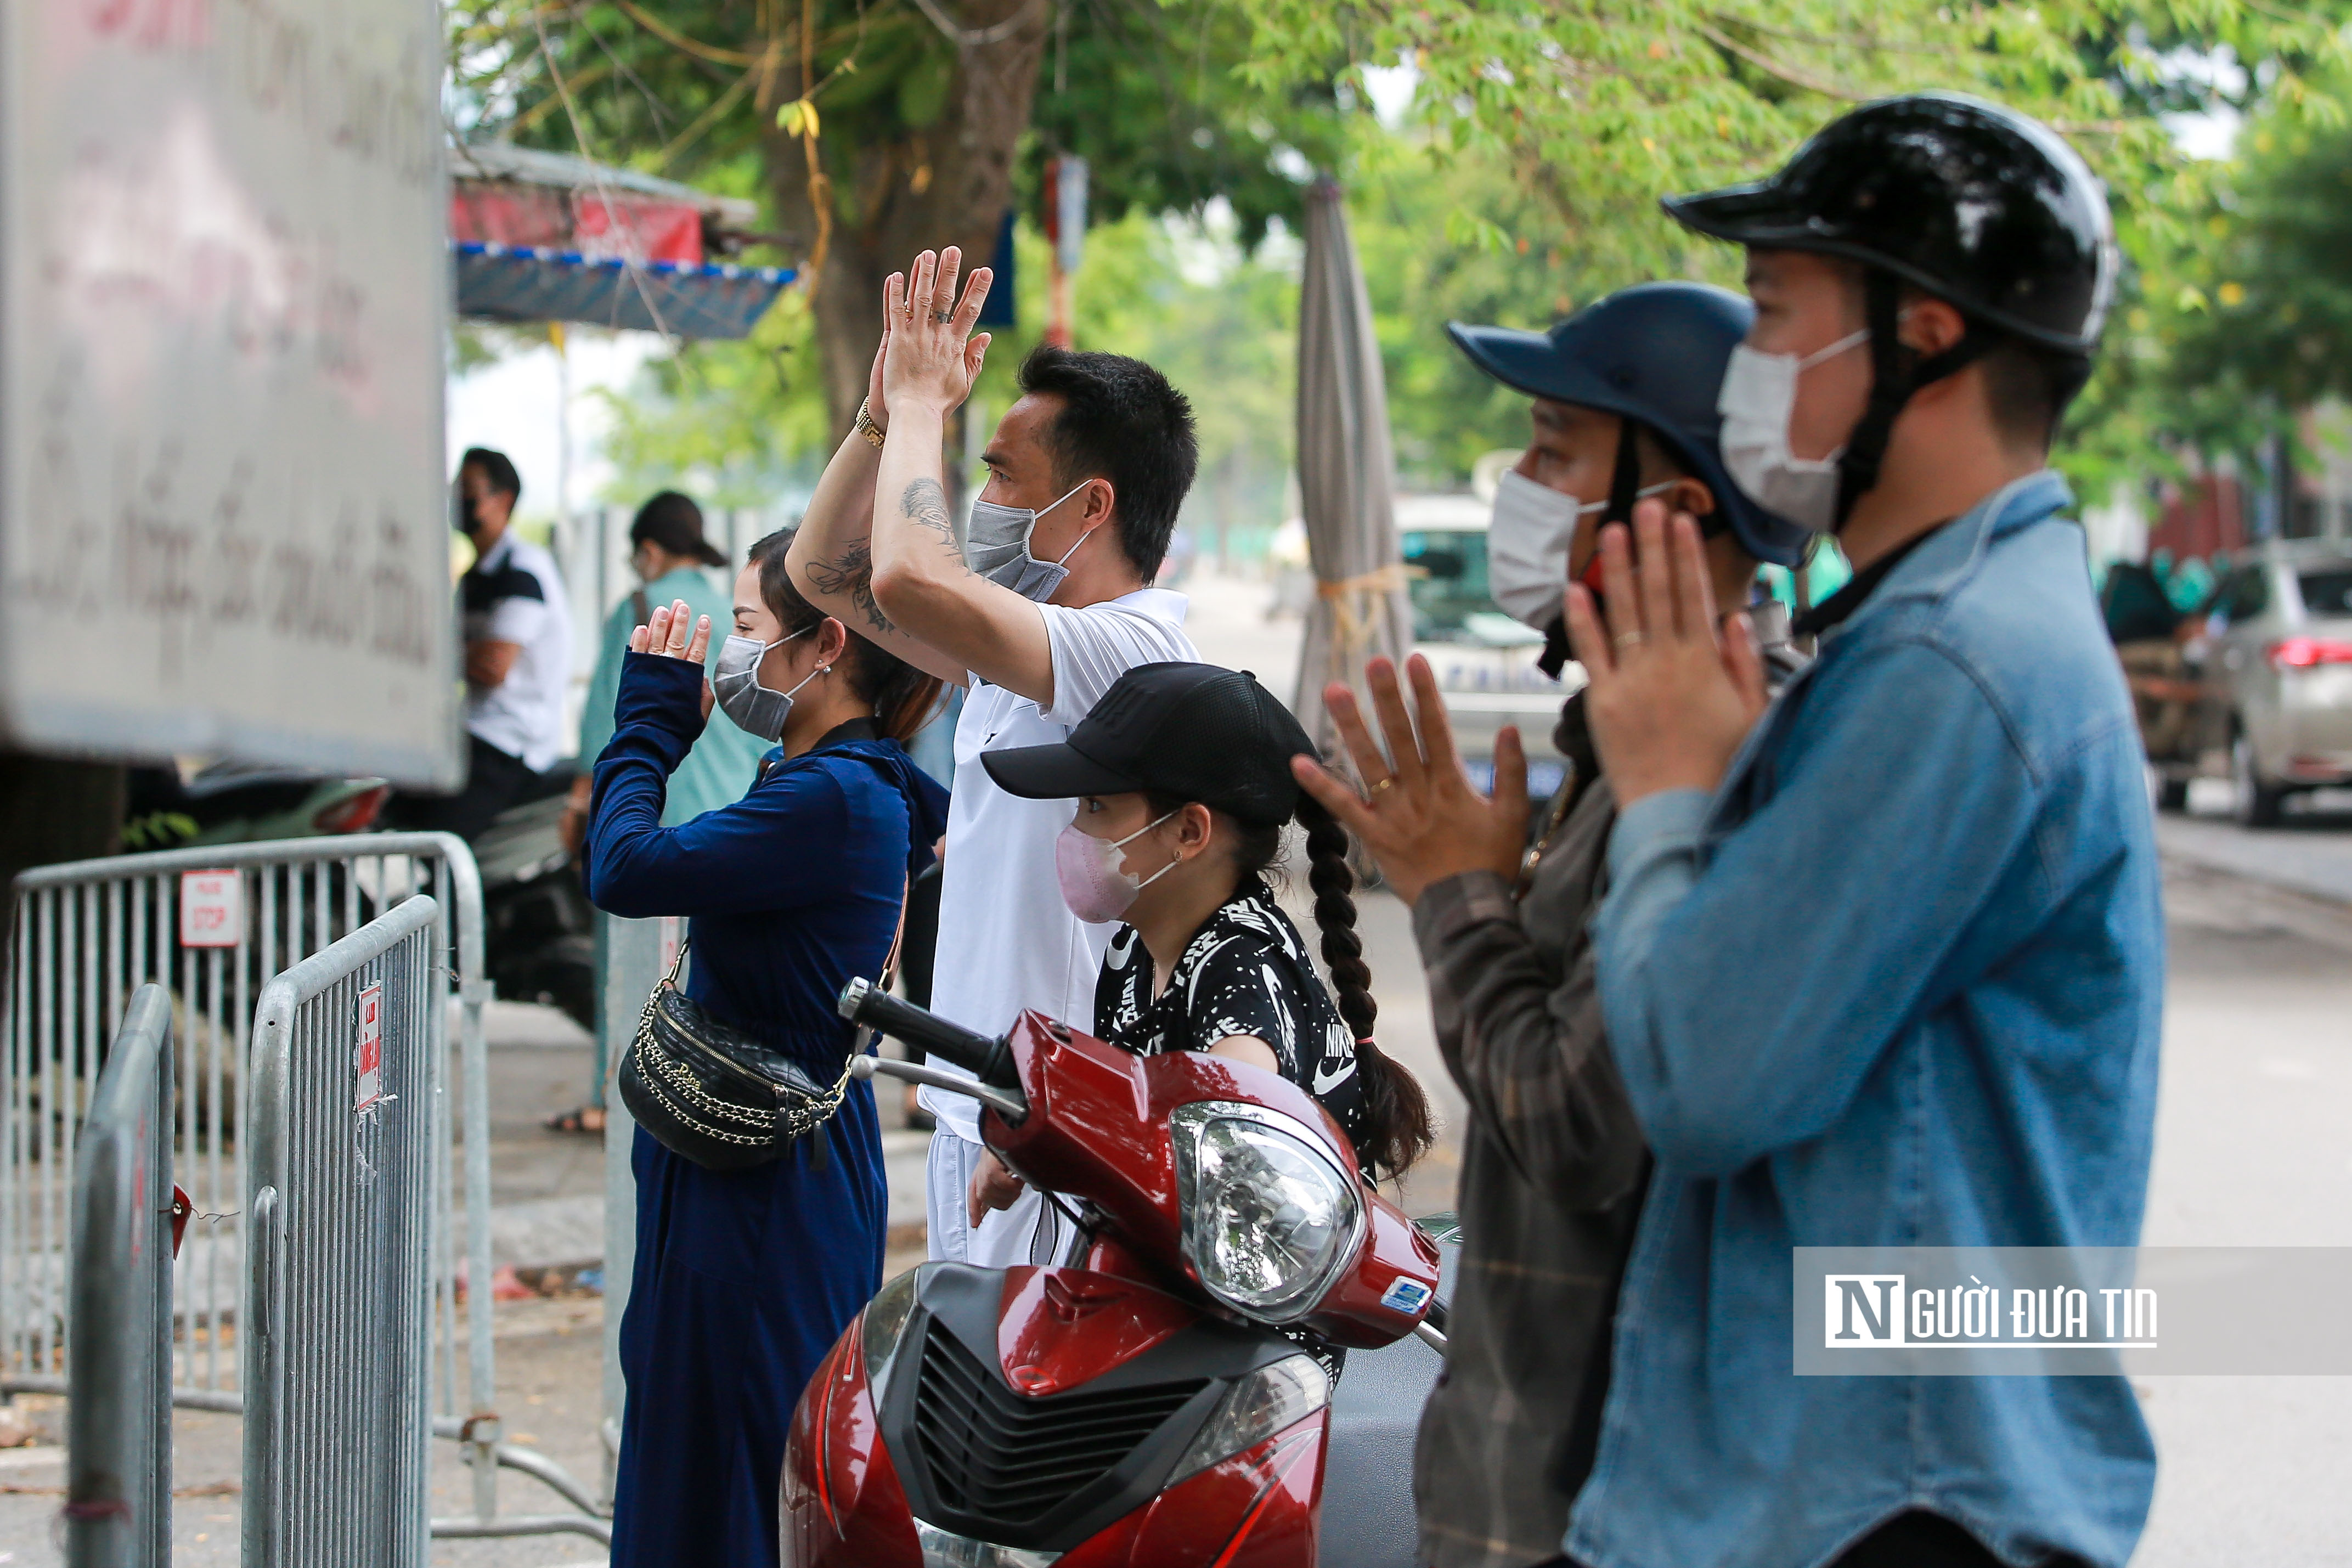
top-left (65, 983), bottom-right (174, 1568)
top-left (1, 832), bottom-right (603, 1541)
top-left (241, 896), bottom-right (439, 1568)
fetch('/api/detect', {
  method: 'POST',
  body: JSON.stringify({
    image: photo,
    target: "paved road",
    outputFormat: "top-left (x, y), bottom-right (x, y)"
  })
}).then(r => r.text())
top-left (2154, 782), bottom-right (2352, 905)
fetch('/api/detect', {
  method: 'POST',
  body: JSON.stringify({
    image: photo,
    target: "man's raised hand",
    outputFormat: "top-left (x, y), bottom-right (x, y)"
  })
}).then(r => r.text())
top-left (1562, 499), bottom-right (1767, 806)
top-left (1289, 653), bottom-right (1529, 907)
top-left (880, 247), bottom-right (994, 416)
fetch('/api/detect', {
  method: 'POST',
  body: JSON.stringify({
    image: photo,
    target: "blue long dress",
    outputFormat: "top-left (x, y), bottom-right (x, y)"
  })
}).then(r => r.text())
top-left (583, 652), bottom-right (949, 1567)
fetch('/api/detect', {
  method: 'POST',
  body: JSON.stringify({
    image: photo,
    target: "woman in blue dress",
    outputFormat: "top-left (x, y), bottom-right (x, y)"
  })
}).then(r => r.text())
top-left (583, 528), bottom-right (949, 1566)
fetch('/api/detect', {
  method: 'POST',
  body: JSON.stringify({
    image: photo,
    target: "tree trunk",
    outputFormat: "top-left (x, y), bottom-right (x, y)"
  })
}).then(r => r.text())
top-left (768, 3), bottom-right (1051, 440)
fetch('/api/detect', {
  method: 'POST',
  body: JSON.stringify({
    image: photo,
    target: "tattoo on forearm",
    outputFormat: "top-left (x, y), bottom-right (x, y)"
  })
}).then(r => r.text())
top-left (806, 542), bottom-right (895, 634)
top-left (899, 477), bottom-right (971, 569)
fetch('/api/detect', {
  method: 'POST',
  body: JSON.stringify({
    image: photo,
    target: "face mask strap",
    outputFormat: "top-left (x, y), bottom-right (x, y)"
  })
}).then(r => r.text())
top-left (1027, 477), bottom-right (1094, 538)
top-left (1832, 269), bottom-right (1993, 530)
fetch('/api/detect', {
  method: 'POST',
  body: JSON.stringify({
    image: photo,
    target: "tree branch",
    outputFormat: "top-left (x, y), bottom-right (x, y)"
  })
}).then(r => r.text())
top-left (909, 0), bottom-right (1047, 48)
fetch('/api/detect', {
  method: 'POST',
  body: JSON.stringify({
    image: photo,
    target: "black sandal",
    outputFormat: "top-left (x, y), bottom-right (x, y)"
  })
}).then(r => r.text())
top-left (545, 1105), bottom-right (607, 1135)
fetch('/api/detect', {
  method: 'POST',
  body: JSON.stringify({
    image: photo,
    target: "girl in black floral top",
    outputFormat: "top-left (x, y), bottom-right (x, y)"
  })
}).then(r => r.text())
top-left (981, 662), bottom-right (1431, 1181)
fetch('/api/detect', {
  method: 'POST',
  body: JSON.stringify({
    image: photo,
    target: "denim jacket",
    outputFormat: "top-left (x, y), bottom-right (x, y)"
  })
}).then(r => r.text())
top-left (1572, 472), bottom-right (2163, 1568)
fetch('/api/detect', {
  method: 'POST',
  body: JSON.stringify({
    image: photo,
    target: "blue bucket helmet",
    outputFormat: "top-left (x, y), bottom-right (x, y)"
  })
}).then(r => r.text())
top-left (1447, 281), bottom-right (1810, 569)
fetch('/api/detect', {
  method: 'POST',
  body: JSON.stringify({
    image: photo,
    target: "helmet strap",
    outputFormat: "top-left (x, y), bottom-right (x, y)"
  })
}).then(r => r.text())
top-left (1832, 269), bottom-right (1992, 530)
top-left (1601, 415), bottom-right (1643, 526)
top-left (1604, 413), bottom-right (1728, 538)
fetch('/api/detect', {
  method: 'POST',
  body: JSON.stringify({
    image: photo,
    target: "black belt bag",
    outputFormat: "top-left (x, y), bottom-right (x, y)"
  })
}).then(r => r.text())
top-left (620, 875), bottom-right (904, 1172)
top-left (617, 941), bottom-right (860, 1171)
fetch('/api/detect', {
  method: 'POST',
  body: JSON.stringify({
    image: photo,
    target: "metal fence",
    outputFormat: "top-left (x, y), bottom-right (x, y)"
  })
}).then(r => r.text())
top-left (240, 896), bottom-right (440, 1568)
top-left (1, 832), bottom-right (602, 1540)
top-left (64, 983), bottom-right (175, 1568)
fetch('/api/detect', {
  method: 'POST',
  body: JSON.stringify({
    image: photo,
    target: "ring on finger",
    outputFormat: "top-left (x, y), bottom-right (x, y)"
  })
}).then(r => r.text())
top-left (1368, 776), bottom-right (1397, 797)
top-left (932, 309), bottom-right (955, 324)
top-left (1614, 630), bottom-right (1646, 651)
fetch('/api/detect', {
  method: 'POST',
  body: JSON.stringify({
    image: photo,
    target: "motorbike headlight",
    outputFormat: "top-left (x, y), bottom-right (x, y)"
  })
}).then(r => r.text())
top-left (1171, 1102), bottom-right (1361, 1323)
top-left (860, 1266), bottom-right (922, 1399)
top-left (1170, 1353), bottom-right (1331, 1483)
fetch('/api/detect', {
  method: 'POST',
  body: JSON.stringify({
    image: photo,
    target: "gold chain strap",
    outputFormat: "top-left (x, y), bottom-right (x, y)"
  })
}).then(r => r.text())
top-left (631, 866), bottom-right (910, 1148)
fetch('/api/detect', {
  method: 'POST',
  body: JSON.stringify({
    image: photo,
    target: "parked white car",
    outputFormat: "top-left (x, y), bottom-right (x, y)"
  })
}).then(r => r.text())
top-left (2202, 542), bottom-right (2352, 825)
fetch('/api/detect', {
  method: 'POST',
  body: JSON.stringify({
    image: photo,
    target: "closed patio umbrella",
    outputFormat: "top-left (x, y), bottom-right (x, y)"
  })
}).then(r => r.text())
top-left (1292, 179), bottom-right (1413, 759)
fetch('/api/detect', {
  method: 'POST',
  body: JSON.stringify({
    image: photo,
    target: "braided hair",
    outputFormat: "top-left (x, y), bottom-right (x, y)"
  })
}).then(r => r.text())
top-left (1292, 795), bottom-right (1434, 1180)
top-left (1176, 789), bottom-right (1435, 1181)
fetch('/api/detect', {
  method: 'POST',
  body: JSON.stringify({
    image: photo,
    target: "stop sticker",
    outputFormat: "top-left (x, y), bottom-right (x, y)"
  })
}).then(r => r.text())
top-left (355, 983), bottom-right (385, 1113)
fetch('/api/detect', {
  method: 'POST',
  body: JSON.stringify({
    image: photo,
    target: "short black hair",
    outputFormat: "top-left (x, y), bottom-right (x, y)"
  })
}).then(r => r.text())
top-left (461, 447), bottom-right (522, 502)
top-left (1976, 333), bottom-right (2091, 453)
top-left (1017, 345), bottom-right (1198, 582)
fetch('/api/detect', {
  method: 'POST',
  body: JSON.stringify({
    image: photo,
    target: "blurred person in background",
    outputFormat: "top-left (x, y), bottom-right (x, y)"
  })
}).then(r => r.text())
top-left (1294, 281), bottom-right (1808, 1568)
top-left (552, 491), bottom-right (769, 1135)
top-left (583, 531), bottom-right (948, 1568)
top-left (389, 446), bottom-right (573, 841)
top-left (785, 245), bottom-right (1202, 1269)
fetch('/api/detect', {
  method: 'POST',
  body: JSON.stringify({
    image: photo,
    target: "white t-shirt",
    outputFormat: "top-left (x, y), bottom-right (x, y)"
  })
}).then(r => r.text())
top-left (461, 530), bottom-right (573, 772)
top-left (920, 587), bottom-right (1200, 1141)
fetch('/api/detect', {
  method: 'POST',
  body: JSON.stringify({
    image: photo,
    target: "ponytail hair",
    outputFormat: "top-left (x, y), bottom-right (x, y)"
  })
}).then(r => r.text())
top-left (1295, 794), bottom-right (1434, 1181)
top-left (747, 528), bottom-right (945, 743)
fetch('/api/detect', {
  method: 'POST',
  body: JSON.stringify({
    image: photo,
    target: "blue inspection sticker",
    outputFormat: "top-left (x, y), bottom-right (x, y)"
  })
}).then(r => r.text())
top-left (1380, 1277), bottom-right (1434, 1316)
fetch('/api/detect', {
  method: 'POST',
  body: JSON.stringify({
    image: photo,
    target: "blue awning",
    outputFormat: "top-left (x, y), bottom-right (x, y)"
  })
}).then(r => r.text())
top-left (454, 242), bottom-right (795, 340)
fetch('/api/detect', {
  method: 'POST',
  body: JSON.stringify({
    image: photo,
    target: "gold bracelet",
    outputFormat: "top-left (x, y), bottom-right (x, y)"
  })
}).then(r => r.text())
top-left (854, 398), bottom-right (887, 448)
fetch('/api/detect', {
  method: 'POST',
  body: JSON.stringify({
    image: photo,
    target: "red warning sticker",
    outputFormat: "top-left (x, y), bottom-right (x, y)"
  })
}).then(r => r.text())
top-left (355, 983), bottom-right (385, 1113)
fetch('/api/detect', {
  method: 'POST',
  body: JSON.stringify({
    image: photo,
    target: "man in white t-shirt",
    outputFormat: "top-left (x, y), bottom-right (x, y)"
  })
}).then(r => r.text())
top-left (787, 246), bottom-right (1201, 1267)
top-left (391, 447), bottom-right (573, 842)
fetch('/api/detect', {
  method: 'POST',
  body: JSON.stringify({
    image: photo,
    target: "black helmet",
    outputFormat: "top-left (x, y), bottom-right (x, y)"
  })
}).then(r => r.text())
top-left (1449, 281), bottom-right (1811, 568)
top-left (1665, 93), bottom-right (2116, 524)
top-left (1664, 92), bottom-right (2116, 353)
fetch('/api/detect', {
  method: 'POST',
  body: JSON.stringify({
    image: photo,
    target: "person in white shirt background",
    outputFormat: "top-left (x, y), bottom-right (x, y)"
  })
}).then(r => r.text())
top-left (390, 446), bottom-right (574, 843)
top-left (787, 245), bottom-right (1203, 1267)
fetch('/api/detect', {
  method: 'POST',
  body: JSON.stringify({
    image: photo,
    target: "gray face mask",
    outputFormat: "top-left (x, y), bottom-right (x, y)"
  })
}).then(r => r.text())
top-left (965, 479), bottom-right (1097, 602)
top-left (709, 626), bottom-right (816, 742)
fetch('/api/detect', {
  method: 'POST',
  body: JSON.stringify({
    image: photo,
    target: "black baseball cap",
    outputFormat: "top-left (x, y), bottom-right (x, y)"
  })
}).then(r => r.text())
top-left (982, 662), bottom-right (1316, 826)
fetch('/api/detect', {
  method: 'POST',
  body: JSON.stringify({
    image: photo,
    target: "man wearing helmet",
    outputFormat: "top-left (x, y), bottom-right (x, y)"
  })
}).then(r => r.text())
top-left (1294, 281), bottom-right (1809, 1568)
top-left (1561, 96), bottom-right (2156, 1568)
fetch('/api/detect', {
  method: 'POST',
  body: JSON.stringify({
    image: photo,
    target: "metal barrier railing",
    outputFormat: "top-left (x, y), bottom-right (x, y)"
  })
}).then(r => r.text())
top-left (65, 983), bottom-right (175, 1568)
top-left (240, 896), bottom-right (440, 1568)
top-left (2, 832), bottom-right (603, 1541)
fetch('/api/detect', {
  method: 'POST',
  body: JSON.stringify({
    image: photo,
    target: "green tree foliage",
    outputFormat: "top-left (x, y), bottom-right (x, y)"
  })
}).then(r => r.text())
top-left (2156, 96), bottom-right (2352, 452)
top-left (1224, 0), bottom-right (2350, 489)
top-left (447, 0), bottom-right (1347, 429)
top-left (594, 134), bottom-right (1627, 527)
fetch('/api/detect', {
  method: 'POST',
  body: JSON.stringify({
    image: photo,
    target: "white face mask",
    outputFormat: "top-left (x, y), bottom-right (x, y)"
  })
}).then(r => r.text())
top-left (1717, 327), bottom-right (1869, 534)
top-left (966, 480), bottom-right (1097, 602)
top-left (1486, 467), bottom-right (1672, 628)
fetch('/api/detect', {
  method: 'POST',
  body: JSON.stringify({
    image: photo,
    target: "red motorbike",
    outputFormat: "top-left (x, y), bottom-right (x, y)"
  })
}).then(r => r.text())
top-left (785, 980), bottom-right (1451, 1568)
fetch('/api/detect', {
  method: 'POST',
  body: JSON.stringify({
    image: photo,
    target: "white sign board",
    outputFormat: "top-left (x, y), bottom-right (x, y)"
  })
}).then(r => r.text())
top-left (177, 867), bottom-right (242, 947)
top-left (1, 0), bottom-right (459, 786)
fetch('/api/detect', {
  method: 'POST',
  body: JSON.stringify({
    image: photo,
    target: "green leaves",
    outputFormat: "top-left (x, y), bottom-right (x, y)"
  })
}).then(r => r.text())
top-left (1217, 0), bottom-right (2352, 487)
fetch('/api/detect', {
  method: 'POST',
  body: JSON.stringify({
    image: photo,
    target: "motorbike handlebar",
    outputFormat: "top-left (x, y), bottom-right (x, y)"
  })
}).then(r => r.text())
top-left (838, 978), bottom-right (1018, 1088)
